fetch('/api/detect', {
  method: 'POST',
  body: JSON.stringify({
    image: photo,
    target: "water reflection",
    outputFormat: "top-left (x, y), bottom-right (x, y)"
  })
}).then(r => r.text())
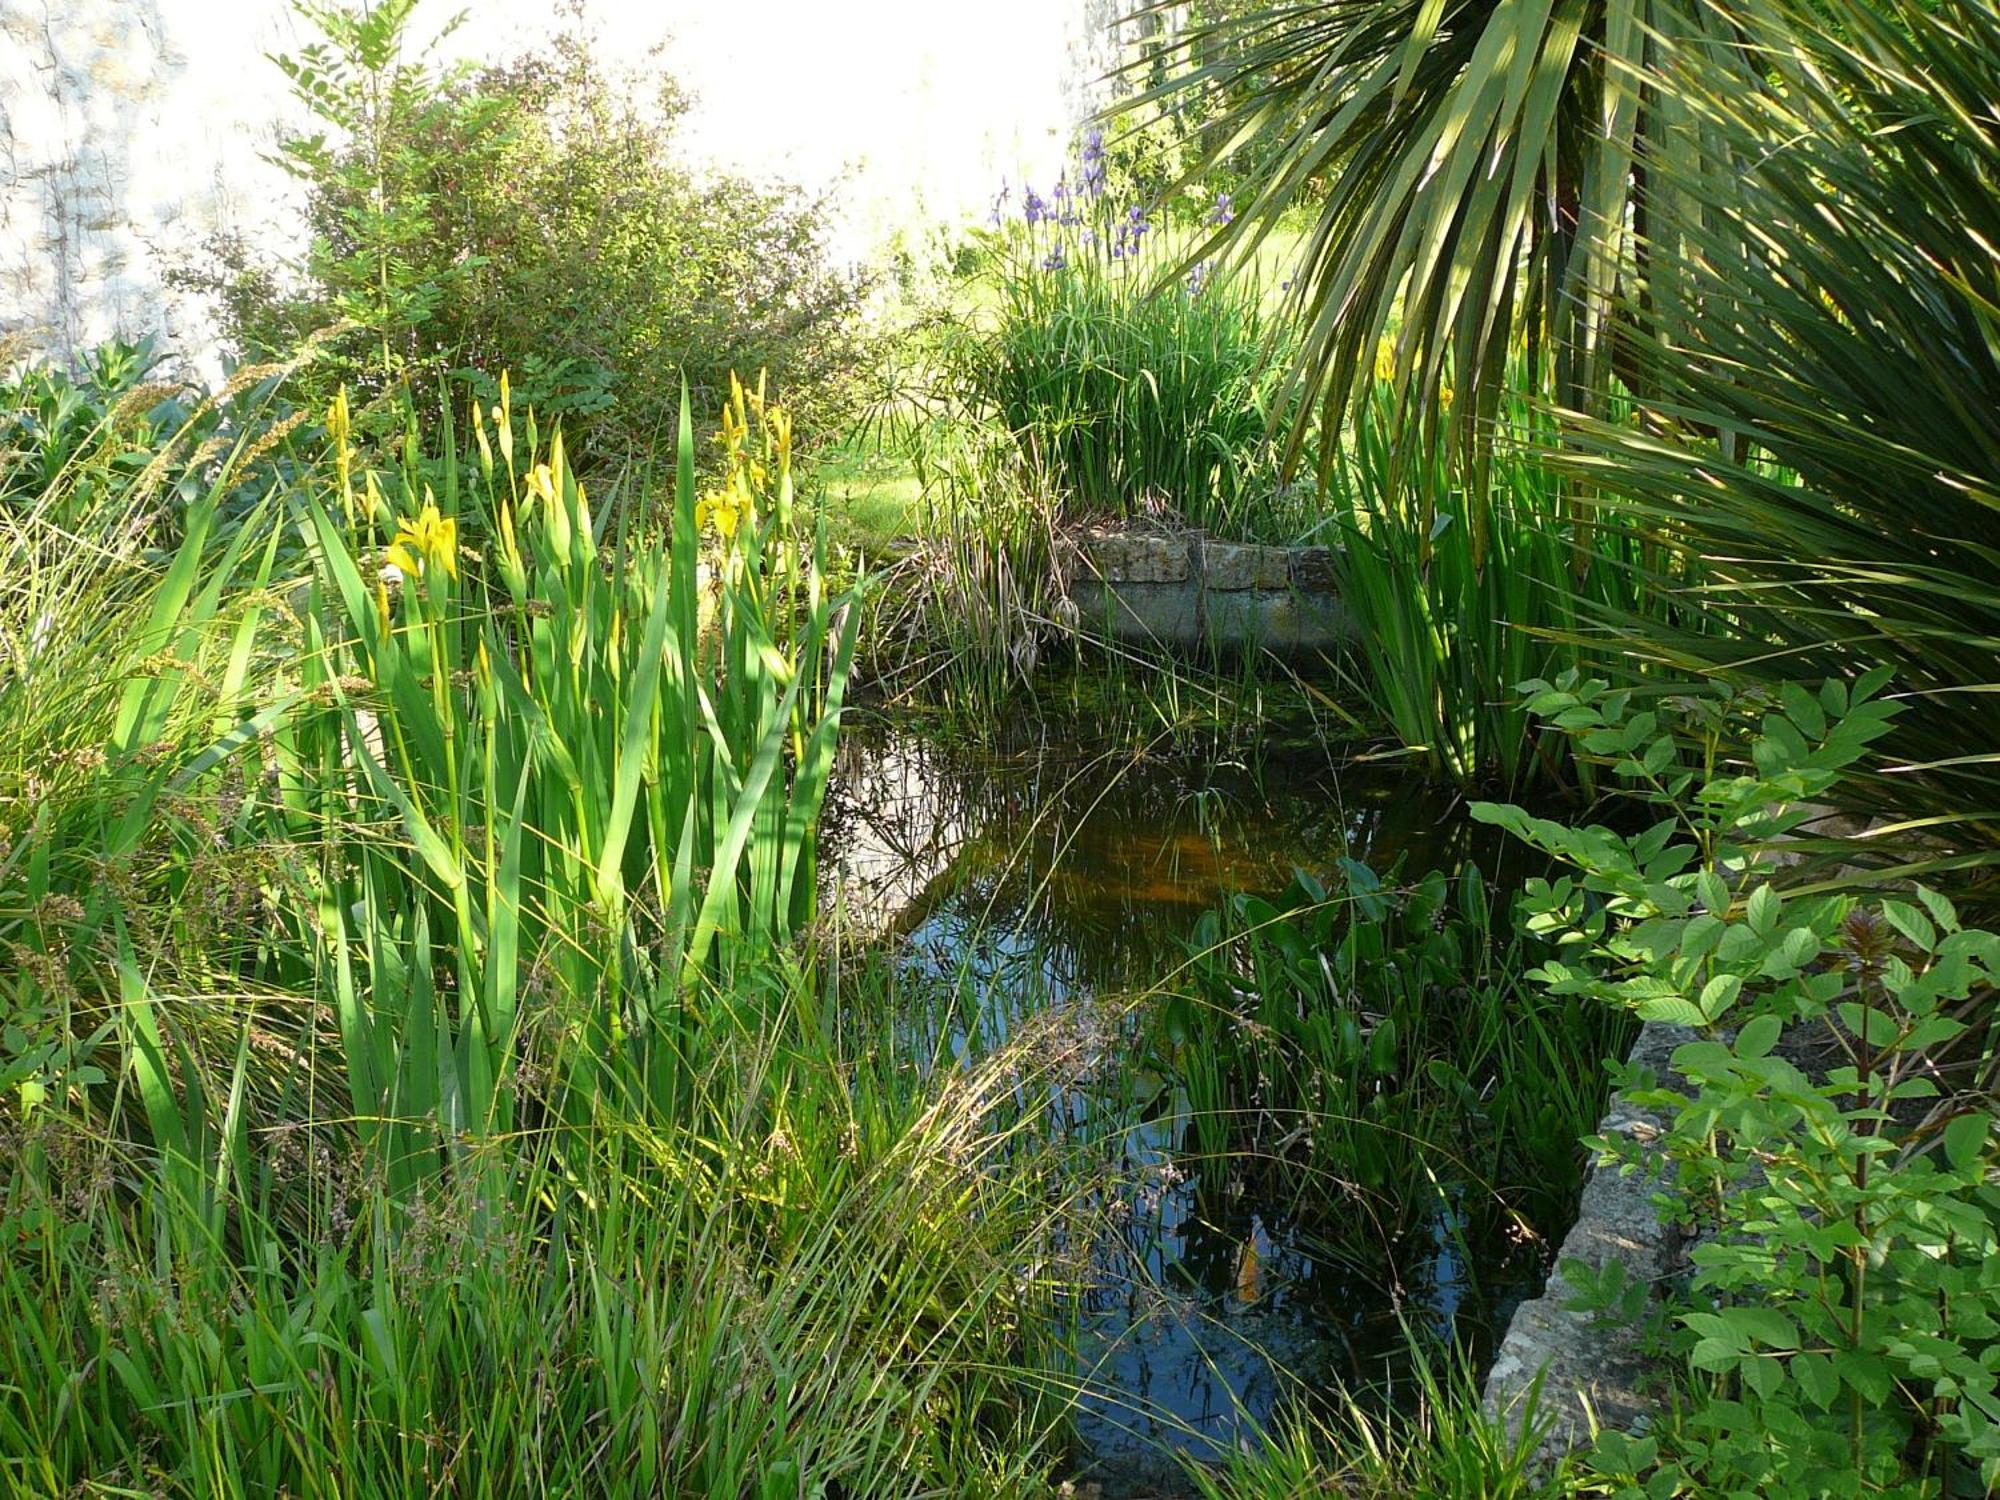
top-left (822, 717), bottom-right (1550, 1494)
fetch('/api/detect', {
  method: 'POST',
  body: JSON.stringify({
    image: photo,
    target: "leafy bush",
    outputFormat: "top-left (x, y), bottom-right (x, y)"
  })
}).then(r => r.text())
top-left (177, 0), bottom-right (869, 468)
top-left (0, 338), bottom-right (198, 520)
top-left (1476, 673), bottom-right (2000, 1495)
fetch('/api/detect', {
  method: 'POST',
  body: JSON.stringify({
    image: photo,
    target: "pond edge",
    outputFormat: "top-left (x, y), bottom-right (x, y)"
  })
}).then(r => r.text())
top-left (1480, 1020), bottom-right (1689, 1464)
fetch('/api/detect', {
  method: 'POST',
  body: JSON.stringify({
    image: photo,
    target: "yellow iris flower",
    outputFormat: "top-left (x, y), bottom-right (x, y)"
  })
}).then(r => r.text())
top-left (1374, 337), bottom-right (1399, 384)
top-left (387, 499), bottom-right (459, 580)
top-left (696, 486), bottom-right (744, 540)
top-left (525, 462), bottom-right (559, 510)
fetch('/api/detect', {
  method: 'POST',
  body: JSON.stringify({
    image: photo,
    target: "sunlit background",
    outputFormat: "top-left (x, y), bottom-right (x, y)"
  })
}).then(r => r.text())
top-left (0, 0), bottom-right (1118, 372)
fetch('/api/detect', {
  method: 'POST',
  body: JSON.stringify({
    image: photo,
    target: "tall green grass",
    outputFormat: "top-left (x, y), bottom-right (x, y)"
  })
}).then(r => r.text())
top-left (276, 375), bottom-right (861, 1155)
top-left (943, 185), bottom-right (1304, 541)
top-left (0, 363), bottom-right (1110, 1496)
top-left (1324, 377), bottom-right (1691, 790)
top-left (1190, 1345), bottom-right (1570, 1499)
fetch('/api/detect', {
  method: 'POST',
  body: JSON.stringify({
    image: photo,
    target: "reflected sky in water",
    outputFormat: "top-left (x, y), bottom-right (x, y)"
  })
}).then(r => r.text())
top-left (823, 718), bottom-right (1554, 1494)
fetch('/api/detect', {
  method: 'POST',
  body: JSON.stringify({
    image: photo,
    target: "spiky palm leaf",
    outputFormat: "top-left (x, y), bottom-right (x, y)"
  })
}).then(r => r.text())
top-left (1555, 0), bottom-right (2000, 861)
top-left (1110, 0), bottom-right (1714, 459)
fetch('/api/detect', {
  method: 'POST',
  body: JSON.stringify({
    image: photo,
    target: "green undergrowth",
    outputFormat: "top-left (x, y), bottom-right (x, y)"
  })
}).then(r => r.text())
top-left (0, 366), bottom-right (1100, 1497)
top-left (1158, 859), bottom-right (1630, 1260)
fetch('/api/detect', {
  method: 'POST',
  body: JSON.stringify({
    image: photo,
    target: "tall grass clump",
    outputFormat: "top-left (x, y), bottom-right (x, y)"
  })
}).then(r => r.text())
top-left (0, 354), bottom-right (1102, 1496)
top-left (1323, 371), bottom-right (1696, 790)
top-left (856, 403), bottom-right (1075, 711)
top-left (943, 138), bottom-right (1302, 540)
top-left (1190, 1347), bottom-right (1566, 1500)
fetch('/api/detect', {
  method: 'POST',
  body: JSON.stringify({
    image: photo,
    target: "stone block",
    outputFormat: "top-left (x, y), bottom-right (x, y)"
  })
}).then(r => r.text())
top-left (1079, 529), bottom-right (1190, 585)
top-left (1068, 579), bottom-right (1203, 650)
top-left (1200, 539), bottom-right (1291, 591)
top-left (1252, 590), bottom-right (1353, 655)
top-left (1290, 545), bottom-right (1337, 591)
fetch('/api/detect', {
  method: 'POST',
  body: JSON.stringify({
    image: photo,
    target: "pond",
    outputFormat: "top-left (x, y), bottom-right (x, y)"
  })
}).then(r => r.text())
top-left (821, 709), bottom-right (1594, 1496)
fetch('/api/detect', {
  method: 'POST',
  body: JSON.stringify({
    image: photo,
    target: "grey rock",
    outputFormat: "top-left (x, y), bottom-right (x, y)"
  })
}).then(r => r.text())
top-left (1481, 1022), bottom-right (1692, 1466)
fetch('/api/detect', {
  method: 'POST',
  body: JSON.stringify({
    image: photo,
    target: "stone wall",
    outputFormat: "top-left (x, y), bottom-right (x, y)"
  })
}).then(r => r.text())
top-left (1065, 525), bottom-right (1355, 659)
top-left (1481, 1022), bottom-right (1687, 1464)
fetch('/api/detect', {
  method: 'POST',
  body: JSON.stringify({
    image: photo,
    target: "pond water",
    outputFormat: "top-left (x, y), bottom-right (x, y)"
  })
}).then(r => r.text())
top-left (821, 712), bottom-right (1567, 1495)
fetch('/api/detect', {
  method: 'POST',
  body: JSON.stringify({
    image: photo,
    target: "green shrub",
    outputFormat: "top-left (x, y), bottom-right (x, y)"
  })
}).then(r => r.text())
top-left (1477, 672), bottom-right (2000, 1495)
top-left (0, 338), bottom-right (198, 521)
top-left (176, 0), bottom-right (869, 469)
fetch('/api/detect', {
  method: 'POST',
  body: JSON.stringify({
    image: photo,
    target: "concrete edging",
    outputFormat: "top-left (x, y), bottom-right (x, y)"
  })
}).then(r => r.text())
top-left (1061, 526), bottom-right (1354, 658)
top-left (1480, 1020), bottom-right (1690, 1462)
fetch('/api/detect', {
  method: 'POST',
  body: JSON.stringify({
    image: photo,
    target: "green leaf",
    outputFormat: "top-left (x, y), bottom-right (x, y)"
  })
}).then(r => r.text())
top-left (1780, 681), bottom-right (1827, 741)
top-left (1792, 1351), bottom-right (1838, 1408)
top-left (593, 501), bottom-right (679, 914)
top-left (1836, 1002), bottom-right (1900, 1049)
top-left (1637, 997), bottom-right (1707, 1026)
top-left (1699, 973), bottom-right (1743, 1022)
top-left (1881, 899), bottom-right (1938, 954)
top-left (1735, 1013), bottom-right (1781, 1059)
top-left (1839, 1352), bottom-right (1894, 1403)
top-left (1727, 1305), bottom-right (1799, 1350)
top-left (1747, 885), bottom-right (1781, 937)
top-left (1696, 870), bottom-right (1730, 917)
top-left (1945, 1113), bottom-right (1991, 1172)
top-left (1689, 1337), bottom-right (1740, 1373)
top-left (1915, 886), bottom-right (1960, 935)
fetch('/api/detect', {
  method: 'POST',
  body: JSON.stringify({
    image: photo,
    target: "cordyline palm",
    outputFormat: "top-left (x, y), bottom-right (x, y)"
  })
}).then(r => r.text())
top-left (1110, 0), bottom-right (1704, 460)
top-left (1553, 0), bottom-right (2000, 864)
top-left (1131, 0), bottom-right (2000, 863)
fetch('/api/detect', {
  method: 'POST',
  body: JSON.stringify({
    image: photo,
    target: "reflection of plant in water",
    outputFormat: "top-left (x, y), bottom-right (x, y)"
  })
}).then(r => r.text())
top-left (1157, 860), bottom-right (1629, 1262)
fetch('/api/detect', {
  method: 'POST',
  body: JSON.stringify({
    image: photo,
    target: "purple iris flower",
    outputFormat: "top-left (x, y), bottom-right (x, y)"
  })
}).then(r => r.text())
top-left (1024, 187), bottom-right (1049, 226)
top-left (1081, 128), bottom-right (1107, 197)
top-left (1042, 246), bottom-right (1068, 271)
top-left (1209, 192), bottom-right (1234, 226)
top-left (1110, 205), bottom-right (1151, 260)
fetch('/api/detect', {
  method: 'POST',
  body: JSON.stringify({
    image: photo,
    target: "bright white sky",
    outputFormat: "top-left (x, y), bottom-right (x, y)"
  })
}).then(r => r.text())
top-left (1, 0), bottom-right (1113, 362)
top-left (198, 0), bottom-right (1106, 261)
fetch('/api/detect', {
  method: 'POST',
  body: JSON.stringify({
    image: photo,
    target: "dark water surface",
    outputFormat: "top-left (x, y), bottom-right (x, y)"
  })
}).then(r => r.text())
top-left (822, 715), bottom-right (1558, 1495)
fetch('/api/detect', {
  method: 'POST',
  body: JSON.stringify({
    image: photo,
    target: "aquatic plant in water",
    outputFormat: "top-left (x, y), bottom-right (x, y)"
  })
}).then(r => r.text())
top-left (948, 142), bottom-right (1295, 538)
